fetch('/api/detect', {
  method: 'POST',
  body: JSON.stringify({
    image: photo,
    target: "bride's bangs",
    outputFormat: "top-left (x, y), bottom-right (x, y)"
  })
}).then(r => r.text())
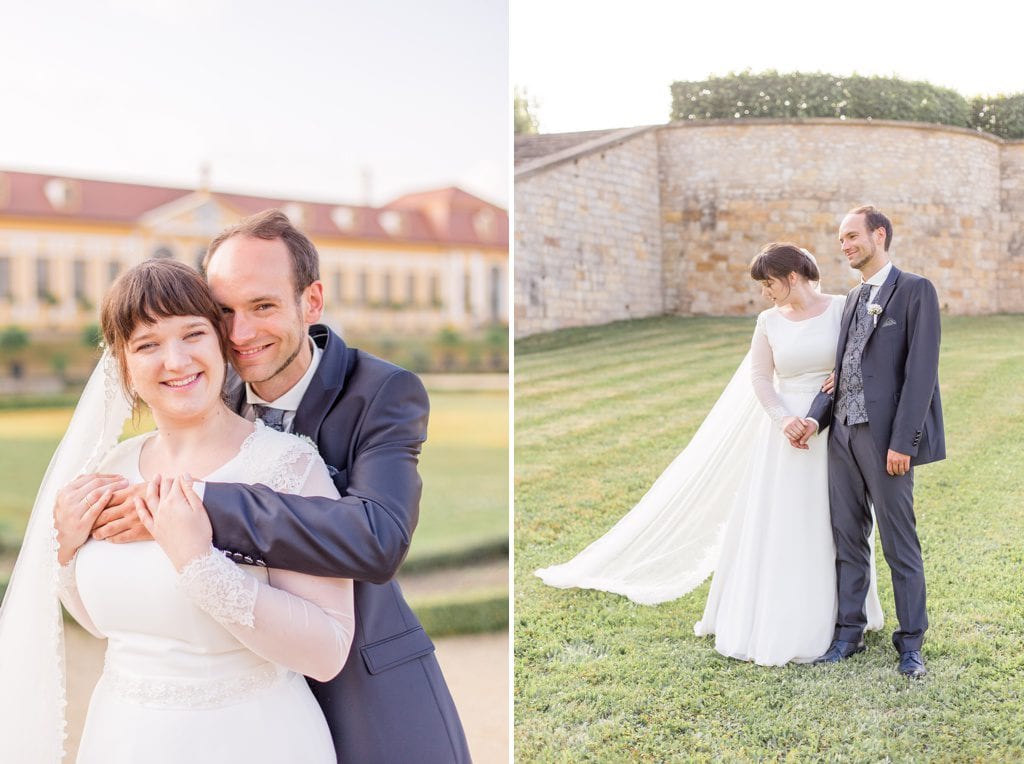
top-left (102, 260), bottom-right (228, 358)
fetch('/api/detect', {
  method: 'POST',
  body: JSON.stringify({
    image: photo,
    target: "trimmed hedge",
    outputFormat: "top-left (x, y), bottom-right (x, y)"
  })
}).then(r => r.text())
top-left (669, 70), bottom-right (1024, 139)
top-left (970, 93), bottom-right (1024, 139)
top-left (399, 537), bottom-right (507, 575)
top-left (412, 588), bottom-right (508, 637)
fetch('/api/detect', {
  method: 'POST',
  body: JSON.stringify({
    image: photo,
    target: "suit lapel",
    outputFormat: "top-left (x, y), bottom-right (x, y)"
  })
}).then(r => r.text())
top-left (836, 286), bottom-right (860, 370)
top-left (225, 368), bottom-right (246, 413)
top-left (862, 266), bottom-right (901, 347)
top-left (293, 324), bottom-right (350, 441)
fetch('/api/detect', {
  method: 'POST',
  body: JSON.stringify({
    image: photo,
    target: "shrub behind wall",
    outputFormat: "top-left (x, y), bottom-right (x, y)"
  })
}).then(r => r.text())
top-left (670, 71), bottom-right (1024, 139)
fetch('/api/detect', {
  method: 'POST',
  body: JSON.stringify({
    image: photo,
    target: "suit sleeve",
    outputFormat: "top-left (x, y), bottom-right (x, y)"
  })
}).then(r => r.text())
top-left (890, 279), bottom-right (941, 456)
top-left (202, 369), bottom-right (428, 583)
top-left (805, 390), bottom-right (833, 432)
top-left (177, 454), bottom-right (355, 682)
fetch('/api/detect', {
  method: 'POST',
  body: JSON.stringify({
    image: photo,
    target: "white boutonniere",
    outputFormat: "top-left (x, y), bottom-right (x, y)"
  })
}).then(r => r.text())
top-left (866, 303), bottom-right (883, 326)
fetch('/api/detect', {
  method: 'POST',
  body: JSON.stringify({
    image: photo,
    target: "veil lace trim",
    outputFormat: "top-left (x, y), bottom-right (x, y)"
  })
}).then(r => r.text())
top-left (0, 350), bottom-right (132, 762)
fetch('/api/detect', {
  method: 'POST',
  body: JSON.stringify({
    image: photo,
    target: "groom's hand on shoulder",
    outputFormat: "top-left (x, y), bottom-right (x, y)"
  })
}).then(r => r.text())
top-left (92, 482), bottom-right (153, 543)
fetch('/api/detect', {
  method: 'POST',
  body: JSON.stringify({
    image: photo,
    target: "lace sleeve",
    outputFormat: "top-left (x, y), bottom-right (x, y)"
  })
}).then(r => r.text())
top-left (177, 449), bottom-right (354, 682)
top-left (750, 312), bottom-right (791, 428)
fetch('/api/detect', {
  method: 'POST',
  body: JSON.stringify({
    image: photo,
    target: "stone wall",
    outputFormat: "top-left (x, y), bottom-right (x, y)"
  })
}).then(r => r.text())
top-left (515, 119), bottom-right (1023, 337)
top-left (999, 142), bottom-right (1024, 312)
top-left (514, 128), bottom-right (663, 335)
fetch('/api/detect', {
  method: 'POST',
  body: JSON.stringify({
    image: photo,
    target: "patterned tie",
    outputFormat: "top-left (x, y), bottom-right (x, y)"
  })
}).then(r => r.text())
top-left (253, 404), bottom-right (288, 432)
top-left (835, 284), bottom-right (874, 426)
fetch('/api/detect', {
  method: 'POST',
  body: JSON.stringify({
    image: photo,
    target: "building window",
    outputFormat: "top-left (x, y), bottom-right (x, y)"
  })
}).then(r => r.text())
top-left (430, 273), bottom-right (441, 307)
top-left (358, 272), bottom-right (369, 306)
top-left (406, 273), bottom-right (416, 306)
top-left (36, 258), bottom-right (53, 301)
top-left (0, 256), bottom-right (11, 299)
top-left (489, 266), bottom-right (502, 322)
top-left (382, 272), bottom-right (393, 305)
top-left (463, 270), bottom-right (472, 314)
top-left (73, 259), bottom-right (88, 300)
top-left (108, 260), bottom-right (121, 284)
top-left (333, 271), bottom-right (343, 303)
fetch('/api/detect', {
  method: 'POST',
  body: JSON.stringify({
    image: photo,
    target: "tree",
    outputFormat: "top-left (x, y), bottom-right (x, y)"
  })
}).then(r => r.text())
top-left (514, 86), bottom-right (540, 134)
top-left (0, 325), bottom-right (29, 353)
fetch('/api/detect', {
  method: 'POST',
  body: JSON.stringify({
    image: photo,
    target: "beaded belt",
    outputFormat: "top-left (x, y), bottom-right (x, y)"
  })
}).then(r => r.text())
top-left (101, 661), bottom-right (286, 709)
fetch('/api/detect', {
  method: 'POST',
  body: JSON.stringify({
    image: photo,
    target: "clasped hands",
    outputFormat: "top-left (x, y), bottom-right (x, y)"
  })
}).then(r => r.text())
top-left (54, 473), bottom-right (212, 571)
top-left (780, 370), bottom-right (835, 450)
top-left (782, 416), bottom-right (817, 450)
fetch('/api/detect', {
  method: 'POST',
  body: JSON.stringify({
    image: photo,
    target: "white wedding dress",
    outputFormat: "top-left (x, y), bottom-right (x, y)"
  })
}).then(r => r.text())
top-left (537, 295), bottom-right (883, 665)
top-left (58, 421), bottom-right (352, 763)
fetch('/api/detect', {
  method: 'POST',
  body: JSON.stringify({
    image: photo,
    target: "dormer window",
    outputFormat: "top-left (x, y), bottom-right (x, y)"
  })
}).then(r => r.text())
top-left (283, 203), bottom-right (305, 226)
top-left (44, 178), bottom-right (81, 211)
top-left (378, 210), bottom-right (402, 236)
top-left (473, 208), bottom-right (496, 239)
top-left (331, 206), bottom-right (356, 231)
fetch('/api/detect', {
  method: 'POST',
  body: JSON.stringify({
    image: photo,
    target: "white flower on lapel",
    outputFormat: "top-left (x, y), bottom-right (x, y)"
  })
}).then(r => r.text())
top-left (866, 302), bottom-right (883, 327)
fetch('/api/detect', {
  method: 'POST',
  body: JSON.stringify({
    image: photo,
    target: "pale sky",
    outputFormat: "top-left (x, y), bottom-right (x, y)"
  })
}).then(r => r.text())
top-left (0, 0), bottom-right (508, 207)
top-left (512, 0), bottom-right (1023, 134)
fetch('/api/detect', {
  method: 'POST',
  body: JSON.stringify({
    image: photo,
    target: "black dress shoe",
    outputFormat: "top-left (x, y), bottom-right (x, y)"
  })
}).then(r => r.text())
top-left (812, 638), bottom-right (866, 664)
top-left (898, 650), bottom-right (927, 678)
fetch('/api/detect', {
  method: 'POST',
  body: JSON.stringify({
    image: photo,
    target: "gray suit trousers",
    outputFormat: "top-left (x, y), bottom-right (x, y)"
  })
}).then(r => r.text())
top-left (829, 419), bottom-right (928, 652)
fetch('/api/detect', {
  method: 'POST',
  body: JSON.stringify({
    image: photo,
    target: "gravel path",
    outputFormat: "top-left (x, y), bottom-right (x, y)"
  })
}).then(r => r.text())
top-left (64, 623), bottom-right (508, 762)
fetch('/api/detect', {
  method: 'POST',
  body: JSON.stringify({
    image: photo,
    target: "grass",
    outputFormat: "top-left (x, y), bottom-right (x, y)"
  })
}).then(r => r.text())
top-left (514, 314), bottom-right (1024, 762)
top-left (0, 389), bottom-right (508, 566)
top-left (414, 390), bottom-right (509, 562)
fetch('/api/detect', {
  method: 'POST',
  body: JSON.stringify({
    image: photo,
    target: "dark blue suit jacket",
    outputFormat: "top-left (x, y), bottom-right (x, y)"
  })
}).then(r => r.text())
top-left (204, 325), bottom-right (471, 763)
top-left (808, 266), bottom-right (946, 466)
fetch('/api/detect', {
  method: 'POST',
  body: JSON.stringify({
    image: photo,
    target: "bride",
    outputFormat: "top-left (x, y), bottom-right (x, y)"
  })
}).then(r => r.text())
top-left (0, 259), bottom-right (353, 762)
top-left (537, 243), bottom-right (883, 666)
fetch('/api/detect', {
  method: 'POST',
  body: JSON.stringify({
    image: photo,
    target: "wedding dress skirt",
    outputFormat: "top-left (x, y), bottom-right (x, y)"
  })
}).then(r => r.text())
top-left (692, 382), bottom-right (882, 664)
top-left (71, 433), bottom-right (336, 764)
top-left (537, 297), bottom-right (883, 666)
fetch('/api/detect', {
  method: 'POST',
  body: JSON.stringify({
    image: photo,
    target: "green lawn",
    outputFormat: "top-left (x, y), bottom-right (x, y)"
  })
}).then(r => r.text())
top-left (515, 314), bottom-right (1024, 762)
top-left (0, 389), bottom-right (508, 566)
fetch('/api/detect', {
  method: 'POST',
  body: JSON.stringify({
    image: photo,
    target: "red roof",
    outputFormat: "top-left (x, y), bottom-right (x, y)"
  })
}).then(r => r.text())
top-left (0, 170), bottom-right (507, 248)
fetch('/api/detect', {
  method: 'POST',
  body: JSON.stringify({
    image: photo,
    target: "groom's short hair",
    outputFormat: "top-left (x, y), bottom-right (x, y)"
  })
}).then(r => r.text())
top-left (850, 205), bottom-right (893, 251)
top-left (203, 209), bottom-right (320, 297)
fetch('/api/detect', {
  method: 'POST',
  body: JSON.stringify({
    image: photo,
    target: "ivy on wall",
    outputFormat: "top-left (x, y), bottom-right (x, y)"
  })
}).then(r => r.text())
top-left (669, 71), bottom-right (1024, 139)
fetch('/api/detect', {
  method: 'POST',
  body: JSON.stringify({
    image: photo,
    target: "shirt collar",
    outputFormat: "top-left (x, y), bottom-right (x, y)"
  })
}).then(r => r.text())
top-left (245, 336), bottom-right (322, 411)
top-left (862, 261), bottom-right (893, 288)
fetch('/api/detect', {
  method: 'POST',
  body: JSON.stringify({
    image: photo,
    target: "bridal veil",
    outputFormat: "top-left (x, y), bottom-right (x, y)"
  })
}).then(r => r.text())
top-left (0, 351), bottom-right (131, 762)
top-left (536, 352), bottom-right (765, 604)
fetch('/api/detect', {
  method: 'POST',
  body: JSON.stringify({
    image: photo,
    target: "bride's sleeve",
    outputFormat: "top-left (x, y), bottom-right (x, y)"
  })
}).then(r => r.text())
top-left (56, 555), bottom-right (104, 639)
top-left (177, 452), bottom-right (355, 682)
top-left (749, 312), bottom-right (791, 427)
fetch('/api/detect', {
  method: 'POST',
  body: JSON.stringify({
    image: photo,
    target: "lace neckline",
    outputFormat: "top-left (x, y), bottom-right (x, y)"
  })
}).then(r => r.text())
top-left (135, 420), bottom-right (262, 482)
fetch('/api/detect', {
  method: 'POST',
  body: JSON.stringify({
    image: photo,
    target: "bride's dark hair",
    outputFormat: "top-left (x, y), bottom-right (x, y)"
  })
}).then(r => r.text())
top-left (749, 243), bottom-right (820, 283)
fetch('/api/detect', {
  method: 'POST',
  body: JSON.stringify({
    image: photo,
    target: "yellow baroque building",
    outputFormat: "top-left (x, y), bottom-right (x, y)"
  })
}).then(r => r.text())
top-left (0, 170), bottom-right (508, 336)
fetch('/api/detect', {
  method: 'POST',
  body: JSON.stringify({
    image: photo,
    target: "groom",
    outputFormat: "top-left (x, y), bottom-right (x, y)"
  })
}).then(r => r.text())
top-left (799, 206), bottom-right (944, 678)
top-left (93, 210), bottom-right (471, 762)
